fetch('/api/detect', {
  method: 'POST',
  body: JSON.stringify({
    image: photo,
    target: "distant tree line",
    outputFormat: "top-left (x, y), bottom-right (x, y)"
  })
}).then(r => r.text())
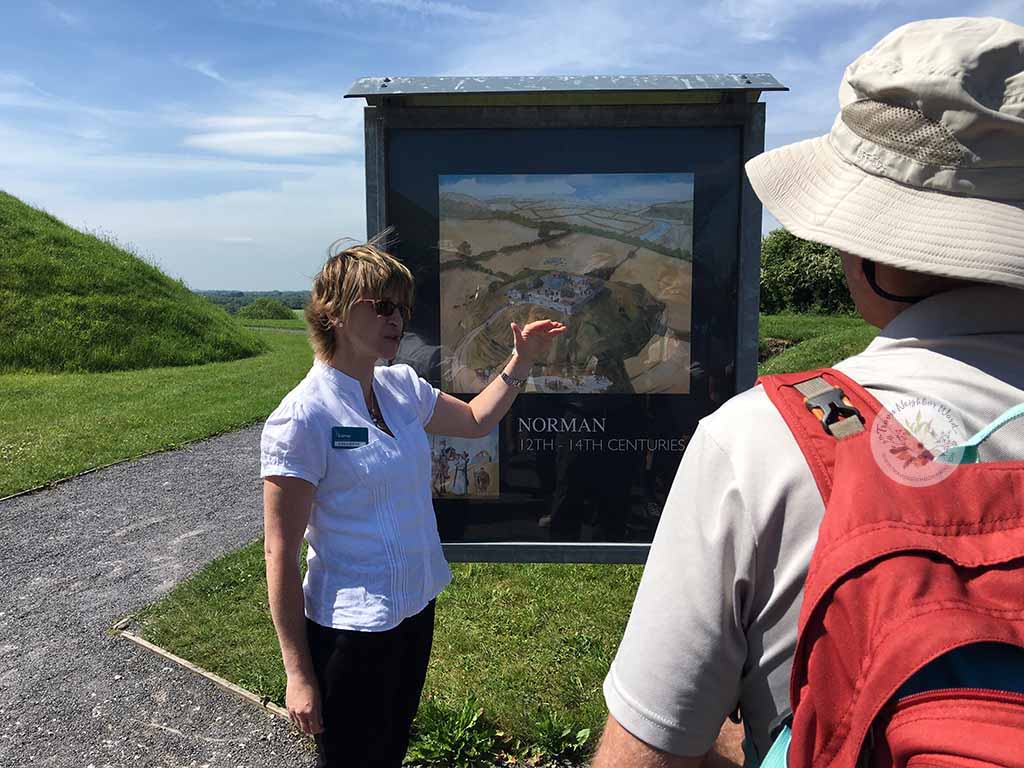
top-left (196, 290), bottom-right (310, 315)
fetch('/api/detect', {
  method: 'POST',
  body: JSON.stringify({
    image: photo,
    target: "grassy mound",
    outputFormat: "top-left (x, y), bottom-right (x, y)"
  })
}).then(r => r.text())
top-left (0, 191), bottom-right (266, 373)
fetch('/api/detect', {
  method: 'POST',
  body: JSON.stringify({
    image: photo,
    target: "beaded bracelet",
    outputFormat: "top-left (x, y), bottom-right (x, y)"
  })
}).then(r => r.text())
top-left (500, 371), bottom-right (527, 388)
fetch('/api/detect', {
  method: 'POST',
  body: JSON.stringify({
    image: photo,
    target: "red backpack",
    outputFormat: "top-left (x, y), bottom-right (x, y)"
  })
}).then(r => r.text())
top-left (757, 367), bottom-right (1024, 768)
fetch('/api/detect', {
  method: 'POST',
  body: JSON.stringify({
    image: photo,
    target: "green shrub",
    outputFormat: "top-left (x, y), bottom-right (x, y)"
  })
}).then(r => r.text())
top-left (760, 229), bottom-right (855, 314)
top-left (237, 297), bottom-right (295, 320)
top-left (406, 697), bottom-right (500, 768)
top-left (524, 709), bottom-right (592, 767)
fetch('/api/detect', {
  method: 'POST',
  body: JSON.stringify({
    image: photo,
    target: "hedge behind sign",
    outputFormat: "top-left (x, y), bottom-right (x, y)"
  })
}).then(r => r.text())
top-left (760, 229), bottom-right (855, 315)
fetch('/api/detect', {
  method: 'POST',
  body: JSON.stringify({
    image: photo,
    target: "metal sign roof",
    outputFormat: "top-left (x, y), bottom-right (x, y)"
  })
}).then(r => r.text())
top-left (345, 74), bottom-right (787, 98)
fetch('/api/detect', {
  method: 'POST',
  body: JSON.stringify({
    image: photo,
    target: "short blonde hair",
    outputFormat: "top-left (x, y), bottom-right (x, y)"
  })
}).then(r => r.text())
top-left (305, 231), bottom-right (414, 361)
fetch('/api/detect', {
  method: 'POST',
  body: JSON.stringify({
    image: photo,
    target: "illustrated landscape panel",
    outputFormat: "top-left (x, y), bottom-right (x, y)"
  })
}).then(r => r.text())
top-left (439, 173), bottom-right (694, 395)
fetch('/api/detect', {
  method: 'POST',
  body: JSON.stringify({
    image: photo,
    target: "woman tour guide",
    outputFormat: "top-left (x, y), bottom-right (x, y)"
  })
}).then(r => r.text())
top-left (260, 235), bottom-right (565, 767)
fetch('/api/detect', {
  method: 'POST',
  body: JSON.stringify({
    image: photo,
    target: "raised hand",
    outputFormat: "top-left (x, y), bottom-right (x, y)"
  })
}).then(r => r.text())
top-left (511, 319), bottom-right (567, 366)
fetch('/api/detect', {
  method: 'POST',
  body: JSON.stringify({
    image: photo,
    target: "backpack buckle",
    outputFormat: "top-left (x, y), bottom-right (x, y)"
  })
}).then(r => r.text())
top-left (804, 388), bottom-right (863, 437)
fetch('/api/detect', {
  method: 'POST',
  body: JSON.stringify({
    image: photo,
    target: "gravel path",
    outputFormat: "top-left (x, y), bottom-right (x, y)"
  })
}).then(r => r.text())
top-left (0, 424), bottom-right (315, 768)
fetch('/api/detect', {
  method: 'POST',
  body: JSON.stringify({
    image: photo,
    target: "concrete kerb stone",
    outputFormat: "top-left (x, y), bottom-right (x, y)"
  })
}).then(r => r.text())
top-left (116, 629), bottom-right (290, 722)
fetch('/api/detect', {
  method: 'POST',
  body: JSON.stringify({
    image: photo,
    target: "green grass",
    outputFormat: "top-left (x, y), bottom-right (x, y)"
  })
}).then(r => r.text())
top-left (0, 330), bottom-right (313, 498)
top-left (428, 562), bottom-right (639, 740)
top-left (759, 312), bottom-right (868, 343)
top-left (134, 548), bottom-right (640, 748)
top-left (0, 190), bottom-right (265, 373)
top-left (239, 317), bottom-right (307, 330)
top-left (757, 312), bottom-right (877, 376)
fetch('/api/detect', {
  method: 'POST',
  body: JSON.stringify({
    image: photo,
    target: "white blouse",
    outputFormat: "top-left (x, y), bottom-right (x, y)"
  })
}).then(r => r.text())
top-left (260, 359), bottom-right (451, 631)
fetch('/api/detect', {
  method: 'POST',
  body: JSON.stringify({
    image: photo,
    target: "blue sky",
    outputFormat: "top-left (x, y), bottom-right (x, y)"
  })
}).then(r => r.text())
top-left (2, 1), bottom-right (1021, 290)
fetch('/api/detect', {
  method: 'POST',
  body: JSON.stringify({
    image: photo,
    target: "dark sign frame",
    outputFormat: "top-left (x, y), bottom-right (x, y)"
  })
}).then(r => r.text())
top-left (346, 76), bottom-right (783, 563)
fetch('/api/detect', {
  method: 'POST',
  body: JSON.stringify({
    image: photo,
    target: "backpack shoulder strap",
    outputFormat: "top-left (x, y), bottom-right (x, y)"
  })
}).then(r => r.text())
top-left (757, 368), bottom-right (884, 505)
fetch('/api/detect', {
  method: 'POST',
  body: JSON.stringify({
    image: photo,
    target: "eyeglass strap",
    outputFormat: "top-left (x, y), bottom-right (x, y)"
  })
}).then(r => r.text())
top-left (935, 403), bottom-right (1024, 464)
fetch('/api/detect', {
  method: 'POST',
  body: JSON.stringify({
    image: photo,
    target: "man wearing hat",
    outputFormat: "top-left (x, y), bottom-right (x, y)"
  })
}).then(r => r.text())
top-left (594, 16), bottom-right (1024, 768)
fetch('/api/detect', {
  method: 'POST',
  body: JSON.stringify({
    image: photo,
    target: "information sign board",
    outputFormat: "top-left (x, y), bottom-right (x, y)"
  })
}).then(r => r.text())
top-left (346, 75), bottom-right (785, 561)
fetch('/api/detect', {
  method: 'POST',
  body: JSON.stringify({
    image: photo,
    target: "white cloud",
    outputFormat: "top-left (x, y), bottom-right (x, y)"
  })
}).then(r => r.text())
top-left (307, 0), bottom-right (502, 24)
top-left (0, 72), bottom-right (42, 90)
top-left (171, 85), bottom-right (365, 160)
top-left (188, 114), bottom-right (316, 130)
top-left (219, 236), bottom-right (256, 243)
top-left (365, 0), bottom-right (501, 22)
top-left (248, 87), bottom-right (362, 125)
top-left (183, 60), bottom-right (227, 83)
top-left (6, 161), bottom-right (367, 290)
top-left (0, 91), bottom-right (57, 110)
top-left (69, 126), bottom-right (108, 142)
top-left (0, 71), bottom-right (64, 110)
top-left (444, 1), bottom-right (689, 76)
top-left (0, 123), bottom-right (323, 174)
top-left (0, 72), bottom-right (146, 128)
top-left (183, 130), bottom-right (357, 157)
top-left (713, 0), bottom-right (887, 42)
top-left (40, 0), bottom-right (83, 28)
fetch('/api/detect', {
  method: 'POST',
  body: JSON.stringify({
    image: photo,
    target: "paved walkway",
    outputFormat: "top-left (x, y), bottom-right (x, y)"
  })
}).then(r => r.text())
top-left (0, 425), bottom-right (314, 767)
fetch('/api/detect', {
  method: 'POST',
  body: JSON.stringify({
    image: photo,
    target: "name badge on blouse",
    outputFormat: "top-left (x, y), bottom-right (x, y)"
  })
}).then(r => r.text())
top-left (332, 426), bottom-right (369, 449)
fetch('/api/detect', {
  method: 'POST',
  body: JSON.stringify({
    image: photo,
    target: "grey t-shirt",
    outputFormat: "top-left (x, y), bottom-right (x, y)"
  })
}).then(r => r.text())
top-left (603, 285), bottom-right (1024, 763)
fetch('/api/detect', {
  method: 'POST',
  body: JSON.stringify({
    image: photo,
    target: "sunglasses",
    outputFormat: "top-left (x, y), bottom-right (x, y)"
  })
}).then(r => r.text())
top-left (353, 298), bottom-right (412, 322)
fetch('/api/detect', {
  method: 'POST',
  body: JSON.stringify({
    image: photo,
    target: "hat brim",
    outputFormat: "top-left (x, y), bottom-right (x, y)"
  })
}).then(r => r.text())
top-left (745, 136), bottom-right (1024, 290)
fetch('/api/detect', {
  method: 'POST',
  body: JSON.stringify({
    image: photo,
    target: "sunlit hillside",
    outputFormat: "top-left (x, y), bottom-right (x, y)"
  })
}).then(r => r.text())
top-left (0, 191), bottom-right (266, 373)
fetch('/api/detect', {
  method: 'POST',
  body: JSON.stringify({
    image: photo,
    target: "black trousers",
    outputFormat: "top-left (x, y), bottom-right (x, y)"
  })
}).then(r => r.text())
top-left (306, 601), bottom-right (435, 768)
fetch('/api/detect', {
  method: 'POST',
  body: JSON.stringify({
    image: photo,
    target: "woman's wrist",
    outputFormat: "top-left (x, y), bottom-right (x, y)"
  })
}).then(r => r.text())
top-left (505, 351), bottom-right (534, 380)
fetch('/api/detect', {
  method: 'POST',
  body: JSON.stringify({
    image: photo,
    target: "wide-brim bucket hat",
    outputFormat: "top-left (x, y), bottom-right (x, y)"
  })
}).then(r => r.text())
top-left (746, 17), bottom-right (1024, 290)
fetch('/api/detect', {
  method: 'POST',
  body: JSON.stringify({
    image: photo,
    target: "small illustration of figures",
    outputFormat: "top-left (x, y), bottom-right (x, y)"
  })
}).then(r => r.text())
top-left (431, 456), bottom-right (445, 495)
top-left (474, 466), bottom-right (491, 493)
top-left (443, 447), bottom-right (458, 494)
top-left (451, 451), bottom-right (469, 496)
top-left (431, 431), bottom-right (499, 498)
top-left (432, 442), bottom-right (451, 495)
